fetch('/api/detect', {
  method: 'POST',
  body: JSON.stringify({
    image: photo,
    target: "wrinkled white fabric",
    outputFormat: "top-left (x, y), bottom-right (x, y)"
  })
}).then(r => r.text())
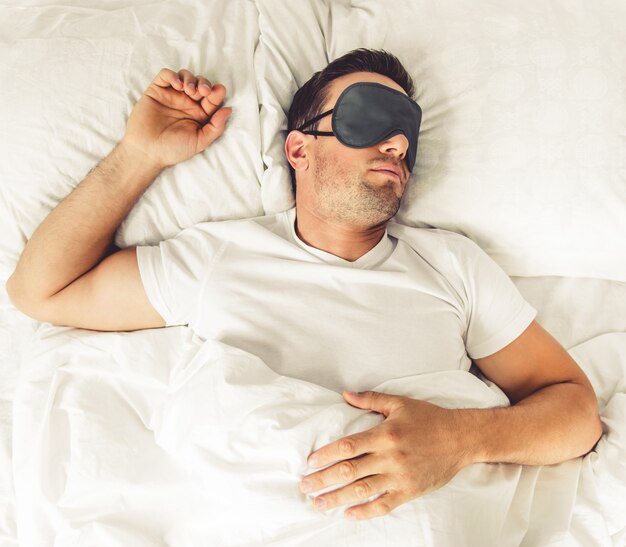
top-left (12, 325), bottom-right (626, 546)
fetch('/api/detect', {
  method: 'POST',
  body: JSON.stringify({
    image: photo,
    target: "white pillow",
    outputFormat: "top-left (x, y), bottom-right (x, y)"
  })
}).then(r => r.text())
top-left (256, 0), bottom-right (626, 282)
top-left (255, 0), bottom-right (331, 214)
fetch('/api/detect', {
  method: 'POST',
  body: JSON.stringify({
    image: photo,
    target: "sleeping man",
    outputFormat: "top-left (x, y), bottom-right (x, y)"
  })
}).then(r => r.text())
top-left (6, 48), bottom-right (602, 521)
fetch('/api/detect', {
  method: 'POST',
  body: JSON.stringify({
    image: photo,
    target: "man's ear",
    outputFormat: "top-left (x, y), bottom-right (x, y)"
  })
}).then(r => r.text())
top-left (285, 130), bottom-right (310, 173)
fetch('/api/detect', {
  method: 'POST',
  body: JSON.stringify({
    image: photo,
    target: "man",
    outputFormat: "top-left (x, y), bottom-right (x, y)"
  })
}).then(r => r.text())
top-left (6, 49), bottom-right (602, 522)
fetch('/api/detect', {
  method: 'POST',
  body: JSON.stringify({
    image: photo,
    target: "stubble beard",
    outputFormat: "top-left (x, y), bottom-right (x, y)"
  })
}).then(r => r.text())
top-left (313, 157), bottom-right (401, 227)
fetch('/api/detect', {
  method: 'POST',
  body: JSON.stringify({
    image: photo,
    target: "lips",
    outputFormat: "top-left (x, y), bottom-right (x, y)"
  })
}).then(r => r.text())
top-left (372, 164), bottom-right (403, 181)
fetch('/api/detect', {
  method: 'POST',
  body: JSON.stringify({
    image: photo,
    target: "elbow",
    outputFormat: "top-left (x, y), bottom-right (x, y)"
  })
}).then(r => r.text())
top-left (579, 394), bottom-right (604, 457)
top-left (586, 411), bottom-right (604, 456)
top-left (5, 274), bottom-right (22, 308)
top-left (5, 274), bottom-right (47, 322)
top-left (6, 275), bottom-right (71, 328)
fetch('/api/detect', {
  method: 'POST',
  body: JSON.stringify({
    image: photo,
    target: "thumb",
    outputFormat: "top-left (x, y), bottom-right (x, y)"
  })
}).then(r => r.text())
top-left (198, 107), bottom-right (232, 149)
top-left (342, 390), bottom-right (402, 417)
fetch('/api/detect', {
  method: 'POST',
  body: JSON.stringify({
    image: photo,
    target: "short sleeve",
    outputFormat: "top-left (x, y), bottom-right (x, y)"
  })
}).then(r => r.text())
top-left (136, 224), bottom-right (225, 328)
top-left (443, 232), bottom-right (537, 360)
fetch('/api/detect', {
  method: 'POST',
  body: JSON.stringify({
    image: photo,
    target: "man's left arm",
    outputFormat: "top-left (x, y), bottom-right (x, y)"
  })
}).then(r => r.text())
top-left (458, 319), bottom-right (603, 466)
top-left (299, 320), bottom-right (603, 520)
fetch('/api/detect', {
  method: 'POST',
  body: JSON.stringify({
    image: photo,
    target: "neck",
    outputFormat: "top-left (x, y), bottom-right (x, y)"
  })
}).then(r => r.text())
top-left (294, 204), bottom-right (387, 262)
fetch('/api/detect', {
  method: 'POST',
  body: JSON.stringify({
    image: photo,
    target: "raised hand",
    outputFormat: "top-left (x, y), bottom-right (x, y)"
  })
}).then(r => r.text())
top-left (121, 68), bottom-right (232, 170)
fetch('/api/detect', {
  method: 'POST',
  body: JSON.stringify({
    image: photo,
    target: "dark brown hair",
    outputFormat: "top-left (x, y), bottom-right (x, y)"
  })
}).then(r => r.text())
top-left (286, 48), bottom-right (416, 194)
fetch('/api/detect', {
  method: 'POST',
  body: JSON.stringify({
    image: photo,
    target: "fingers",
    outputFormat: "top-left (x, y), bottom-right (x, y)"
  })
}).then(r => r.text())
top-left (148, 67), bottom-right (233, 154)
top-left (343, 490), bottom-right (398, 520)
top-left (197, 106), bottom-right (233, 151)
top-left (298, 453), bottom-right (397, 519)
top-left (200, 83), bottom-right (227, 117)
top-left (152, 68), bottom-right (185, 91)
top-left (311, 475), bottom-right (392, 517)
top-left (151, 67), bottom-right (224, 102)
top-left (154, 67), bottom-right (230, 116)
top-left (306, 429), bottom-right (377, 471)
top-left (177, 69), bottom-right (215, 101)
top-left (177, 70), bottom-right (228, 117)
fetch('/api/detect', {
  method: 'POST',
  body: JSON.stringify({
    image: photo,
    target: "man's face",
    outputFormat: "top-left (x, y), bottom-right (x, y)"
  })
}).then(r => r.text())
top-left (291, 71), bottom-right (411, 227)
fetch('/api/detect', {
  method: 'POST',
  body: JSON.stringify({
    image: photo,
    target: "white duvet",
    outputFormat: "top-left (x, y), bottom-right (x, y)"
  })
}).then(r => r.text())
top-left (13, 325), bottom-right (626, 546)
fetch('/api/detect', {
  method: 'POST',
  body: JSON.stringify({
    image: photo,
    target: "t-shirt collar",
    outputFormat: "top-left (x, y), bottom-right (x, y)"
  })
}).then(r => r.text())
top-left (285, 207), bottom-right (394, 269)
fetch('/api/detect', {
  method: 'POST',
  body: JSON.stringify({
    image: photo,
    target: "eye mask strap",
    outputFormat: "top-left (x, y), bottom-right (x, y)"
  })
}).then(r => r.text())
top-left (296, 109), bottom-right (335, 136)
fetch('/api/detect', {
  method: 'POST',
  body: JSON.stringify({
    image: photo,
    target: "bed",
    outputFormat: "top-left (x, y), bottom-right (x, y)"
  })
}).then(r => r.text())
top-left (1, 1), bottom-right (625, 545)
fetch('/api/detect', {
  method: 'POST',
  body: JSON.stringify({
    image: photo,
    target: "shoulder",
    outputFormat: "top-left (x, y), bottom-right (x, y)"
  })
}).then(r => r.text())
top-left (387, 221), bottom-right (485, 264)
top-left (386, 222), bottom-right (503, 300)
top-left (175, 209), bottom-right (288, 242)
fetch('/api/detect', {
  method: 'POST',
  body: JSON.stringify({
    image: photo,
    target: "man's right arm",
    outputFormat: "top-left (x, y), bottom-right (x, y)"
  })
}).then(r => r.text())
top-left (8, 246), bottom-right (166, 332)
top-left (5, 67), bottom-right (232, 331)
top-left (5, 143), bottom-right (166, 331)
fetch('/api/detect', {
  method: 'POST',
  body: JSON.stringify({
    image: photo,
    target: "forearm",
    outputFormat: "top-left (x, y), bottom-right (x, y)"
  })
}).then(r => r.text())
top-left (457, 382), bottom-right (603, 466)
top-left (7, 143), bottom-right (162, 301)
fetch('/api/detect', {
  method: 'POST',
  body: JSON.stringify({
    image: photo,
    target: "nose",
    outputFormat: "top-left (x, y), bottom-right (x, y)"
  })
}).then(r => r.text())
top-left (377, 133), bottom-right (408, 164)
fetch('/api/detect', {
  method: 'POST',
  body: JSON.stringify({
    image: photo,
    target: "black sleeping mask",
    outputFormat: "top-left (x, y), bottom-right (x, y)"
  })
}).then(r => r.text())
top-left (296, 81), bottom-right (422, 173)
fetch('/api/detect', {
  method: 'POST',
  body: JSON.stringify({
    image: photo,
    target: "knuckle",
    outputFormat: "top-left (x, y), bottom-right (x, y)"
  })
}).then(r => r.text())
top-left (376, 500), bottom-right (392, 516)
top-left (390, 450), bottom-right (407, 466)
top-left (384, 428), bottom-right (400, 444)
top-left (339, 438), bottom-right (355, 456)
top-left (354, 481), bottom-right (370, 499)
top-left (338, 461), bottom-right (355, 481)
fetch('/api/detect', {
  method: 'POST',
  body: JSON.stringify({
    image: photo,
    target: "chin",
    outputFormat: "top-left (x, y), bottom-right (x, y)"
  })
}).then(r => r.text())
top-left (357, 196), bottom-right (401, 226)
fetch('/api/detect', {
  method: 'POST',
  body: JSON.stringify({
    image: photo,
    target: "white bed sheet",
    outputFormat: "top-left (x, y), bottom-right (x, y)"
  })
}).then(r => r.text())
top-left (2, 276), bottom-right (625, 546)
top-left (9, 318), bottom-right (626, 547)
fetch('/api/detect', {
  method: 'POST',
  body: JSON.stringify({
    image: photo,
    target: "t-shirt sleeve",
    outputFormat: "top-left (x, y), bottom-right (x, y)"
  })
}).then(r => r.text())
top-left (443, 232), bottom-right (537, 360)
top-left (135, 224), bottom-right (225, 328)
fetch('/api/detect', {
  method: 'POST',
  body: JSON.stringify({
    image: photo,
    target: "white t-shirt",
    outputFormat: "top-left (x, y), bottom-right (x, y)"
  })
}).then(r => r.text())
top-left (136, 208), bottom-right (536, 392)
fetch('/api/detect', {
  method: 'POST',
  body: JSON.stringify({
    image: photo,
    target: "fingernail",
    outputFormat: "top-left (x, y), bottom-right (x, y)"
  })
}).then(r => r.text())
top-left (300, 480), bottom-right (313, 493)
top-left (314, 498), bottom-right (326, 510)
top-left (188, 82), bottom-right (195, 91)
